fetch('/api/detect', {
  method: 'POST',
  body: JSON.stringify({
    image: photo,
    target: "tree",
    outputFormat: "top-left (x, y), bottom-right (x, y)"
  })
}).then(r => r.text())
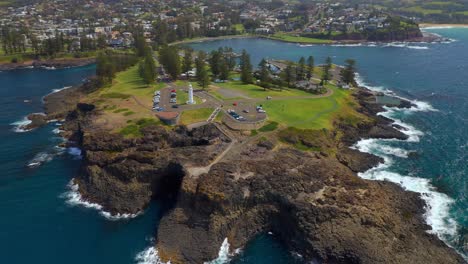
top-left (209, 49), bottom-right (222, 77)
top-left (139, 46), bottom-right (157, 85)
top-left (240, 49), bottom-right (253, 84)
top-left (159, 45), bottom-right (181, 80)
top-left (134, 31), bottom-right (146, 57)
top-left (282, 62), bottom-right (296, 88)
top-left (322, 56), bottom-right (332, 83)
top-left (195, 51), bottom-right (210, 89)
top-left (340, 59), bottom-right (356, 85)
top-left (307, 55), bottom-right (314, 79)
top-left (258, 58), bottom-right (270, 83)
top-left (297, 57), bottom-right (306, 81)
top-left (219, 58), bottom-right (230, 81)
top-left (182, 48), bottom-right (193, 76)
top-left (97, 35), bottom-right (107, 49)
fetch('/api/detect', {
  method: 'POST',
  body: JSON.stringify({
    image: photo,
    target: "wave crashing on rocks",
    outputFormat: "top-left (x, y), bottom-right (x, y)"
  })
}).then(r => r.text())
top-left (62, 179), bottom-right (142, 221)
top-left (354, 76), bottom-right (463, 258)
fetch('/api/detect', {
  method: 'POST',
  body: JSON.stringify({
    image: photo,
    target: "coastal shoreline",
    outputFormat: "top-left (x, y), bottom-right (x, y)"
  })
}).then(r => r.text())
top-left (37, 77), bottom-right (465, 263)
top-left (420, 23), bottom-right (468, 28)
top-left (0, 57), bottom-right (95, 71)
top-left (172, 31), bottom-right (443, 46)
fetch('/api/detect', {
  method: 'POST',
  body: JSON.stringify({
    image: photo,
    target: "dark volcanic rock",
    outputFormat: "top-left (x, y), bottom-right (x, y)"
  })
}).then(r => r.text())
top-left (156, 150), bottom-right (465, 264)
top-left (60, 85), bottom-right (465, 264)
top-left (336, 148), bottom-right (383, 172)
top-left (22, 113), bottom-right (47, 131)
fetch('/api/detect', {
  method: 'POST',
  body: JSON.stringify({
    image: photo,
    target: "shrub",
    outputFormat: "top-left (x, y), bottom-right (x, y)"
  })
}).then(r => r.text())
top-left (259, 121), bottom-right (279, 132)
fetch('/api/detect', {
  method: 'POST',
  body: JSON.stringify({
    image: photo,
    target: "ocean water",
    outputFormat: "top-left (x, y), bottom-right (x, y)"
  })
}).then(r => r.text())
top-left (0, 27), bottom-right (466, 263)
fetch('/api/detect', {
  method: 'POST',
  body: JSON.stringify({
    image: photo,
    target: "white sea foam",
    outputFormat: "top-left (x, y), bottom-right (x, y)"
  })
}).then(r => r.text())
top-left (67, 147), bottom-right (82, 159)
top-left (51, 86), bottom-right (72, 93)
top-left (10, 116), bottom-right (32, 132)
top-left (135, 246), bottom-right (171, 264)
top-left (354, 139), bottom-right (410, 158)
top-left (383, 43), bottom-right (429, 50)
top-left (204, 238), bottom-right (232, 264)
top-left (354, 76), bottom-right (460, 255)
top-left (27, 152), bottom-right (55, 167)
top-left (62, 179), bottom-right (141, 220)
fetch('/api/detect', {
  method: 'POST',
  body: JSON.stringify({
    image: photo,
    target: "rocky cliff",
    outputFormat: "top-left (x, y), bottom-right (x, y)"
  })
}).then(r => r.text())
top-left (59, 87), bottom-right (465, 264)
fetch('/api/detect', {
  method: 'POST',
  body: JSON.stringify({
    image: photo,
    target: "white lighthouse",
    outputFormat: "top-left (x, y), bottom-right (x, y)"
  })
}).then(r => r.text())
top-left (187, 83), bottom-right (195, 104)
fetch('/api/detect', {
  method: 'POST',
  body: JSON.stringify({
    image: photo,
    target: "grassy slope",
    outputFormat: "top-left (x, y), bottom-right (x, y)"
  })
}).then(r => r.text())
top-left (268, 33), bottom-right (333, 44)
top-left (179, 108), bottom-right (214, 125)
top-left (261, 85), bottom-right (367, 130)
top-left (216, 81), bottom-right (312, 99)
top-left (88, 65), bottom-right (165, 133)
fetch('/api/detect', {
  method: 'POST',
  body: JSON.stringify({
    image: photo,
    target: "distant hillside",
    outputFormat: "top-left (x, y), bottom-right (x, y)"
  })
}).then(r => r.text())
top-left (333, 0), bottom-right (468, 23)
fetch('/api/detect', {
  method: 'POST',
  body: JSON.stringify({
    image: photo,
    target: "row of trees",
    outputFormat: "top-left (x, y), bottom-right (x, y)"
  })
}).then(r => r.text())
top-left (138, 46), bottom-right (157, 85)
top-left (1, 26), bottom-right (106, 57)
top-left (96, 50), bottom-right (138, 83)
top-left (1, 27), bottom-right (28, 54)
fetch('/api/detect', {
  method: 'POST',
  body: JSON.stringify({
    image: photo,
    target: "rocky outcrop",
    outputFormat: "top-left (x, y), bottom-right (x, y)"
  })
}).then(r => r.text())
top-left (0, 57), bottom-right (95, 71)
top-left (58, 86), bottom-right (465, 264)
top-left (156, 149), bottom-right (465, 264)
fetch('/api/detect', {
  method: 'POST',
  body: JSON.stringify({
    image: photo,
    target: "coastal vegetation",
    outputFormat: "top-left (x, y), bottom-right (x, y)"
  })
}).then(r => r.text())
top-left (179, 108), bottom-right (214, 125)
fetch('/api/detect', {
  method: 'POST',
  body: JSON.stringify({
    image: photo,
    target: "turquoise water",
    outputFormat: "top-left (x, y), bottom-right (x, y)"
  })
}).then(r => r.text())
top-left (0, 27), bottom-right (466, 263)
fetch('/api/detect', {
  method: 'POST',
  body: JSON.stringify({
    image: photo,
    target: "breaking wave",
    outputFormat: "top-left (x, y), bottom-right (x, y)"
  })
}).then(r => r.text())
top-left (10, 116), bottom-right (32, 133)
top-left (62, 179), bottom-right (141, 221)
top-left (204, 238), bottom-right (232, 264)
top-left (329, 42), bottom-right (429, 49)
top-left (354, 76), bottom-right (462, 257)
top-left (135, 246), bottom-right (170, 264)
top-left (51, 86), bottom-right (72, 94)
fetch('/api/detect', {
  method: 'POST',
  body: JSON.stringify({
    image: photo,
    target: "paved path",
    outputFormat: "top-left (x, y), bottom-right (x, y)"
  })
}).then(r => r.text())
top-left (186, 123), bottom-right (237, 178)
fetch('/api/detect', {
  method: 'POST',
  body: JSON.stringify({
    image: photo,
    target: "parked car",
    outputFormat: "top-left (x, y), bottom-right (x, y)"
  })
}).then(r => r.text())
top-left (172, 104), bottom-right (179, 108)
top-left (170, 98), bottom-right (177, 103)
top-left (243, 109), bottom-right (249, 113)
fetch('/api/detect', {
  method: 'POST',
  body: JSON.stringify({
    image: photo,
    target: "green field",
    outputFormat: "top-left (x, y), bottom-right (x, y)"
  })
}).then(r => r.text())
top-left (402, 6), bottom-right (444, 15)
top-left (268, 33), bottom-right (333, 44)
top-left (215, 81), bottom-right (313, 99)
top-left (261, 85), bottom-right (366, 129)
top-left (233, 24), bottom-right (245, 33)
top-left (99, 65), bottom-right (164, 97)
top-left (179, 108), bottom-right (214, 124)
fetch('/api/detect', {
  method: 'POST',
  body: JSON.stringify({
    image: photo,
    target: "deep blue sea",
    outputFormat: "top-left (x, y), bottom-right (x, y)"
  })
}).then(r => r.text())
top-left (1, 27), bottom-right (466, 263)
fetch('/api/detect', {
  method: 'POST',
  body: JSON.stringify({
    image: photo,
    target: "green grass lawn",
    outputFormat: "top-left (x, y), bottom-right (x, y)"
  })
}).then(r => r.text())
top-left (216, 81), bottom-right (312, 99)
top-left (402, 6), bottom-right (443, 15)
top-left (179, 108), bottom-right (214, 125)
top-left (261, 85), bottom-right (366, 130)
top-left (268, 33), bottom-right (333, 44)
top-left (233, 24), bottom-right (245, 33)
top-left (99, 65), bottom-right (164, 97)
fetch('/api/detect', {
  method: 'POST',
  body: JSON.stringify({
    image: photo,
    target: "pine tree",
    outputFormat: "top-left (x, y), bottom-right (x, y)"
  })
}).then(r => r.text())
top-left (209, 48), bottom-right (223, 78)
top-left (258, 58), bottom-right (270, 83)
top-left (307, 55), bottom-right (314, 79)
top-left (219, 58), bottom-right (229, 81)
top-left (297, 57), bottom-right (306, 81)
top-left (159, 45), bottom-right (181, 80)
top-left (240, 49), bottom-right (253, 84)
top-left (282, 62), bottom-right (296, 87)
top-left (182, 48), bottom-right (193, 76)
top-left (340, 59), bottom-right (356, 85)
top-left (322, 56), bottom-right (332, 83)
top-left (195, 51), bottom-right (210, 89)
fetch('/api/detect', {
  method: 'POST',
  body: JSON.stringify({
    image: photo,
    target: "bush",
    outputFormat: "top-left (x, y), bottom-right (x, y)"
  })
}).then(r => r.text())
top-left (11, 57), bottom-right (18, 63)
top-left (259, 121), bottom-right (279, 132)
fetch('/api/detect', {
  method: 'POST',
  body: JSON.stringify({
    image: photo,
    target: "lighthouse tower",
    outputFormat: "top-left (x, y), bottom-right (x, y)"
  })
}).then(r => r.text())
top-left (187, 83), bottom-right (195, 104)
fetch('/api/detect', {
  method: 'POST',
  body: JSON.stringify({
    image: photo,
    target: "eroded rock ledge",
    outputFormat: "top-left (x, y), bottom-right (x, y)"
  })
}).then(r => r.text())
top-left (57, 87), bottom-right (465, 264)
